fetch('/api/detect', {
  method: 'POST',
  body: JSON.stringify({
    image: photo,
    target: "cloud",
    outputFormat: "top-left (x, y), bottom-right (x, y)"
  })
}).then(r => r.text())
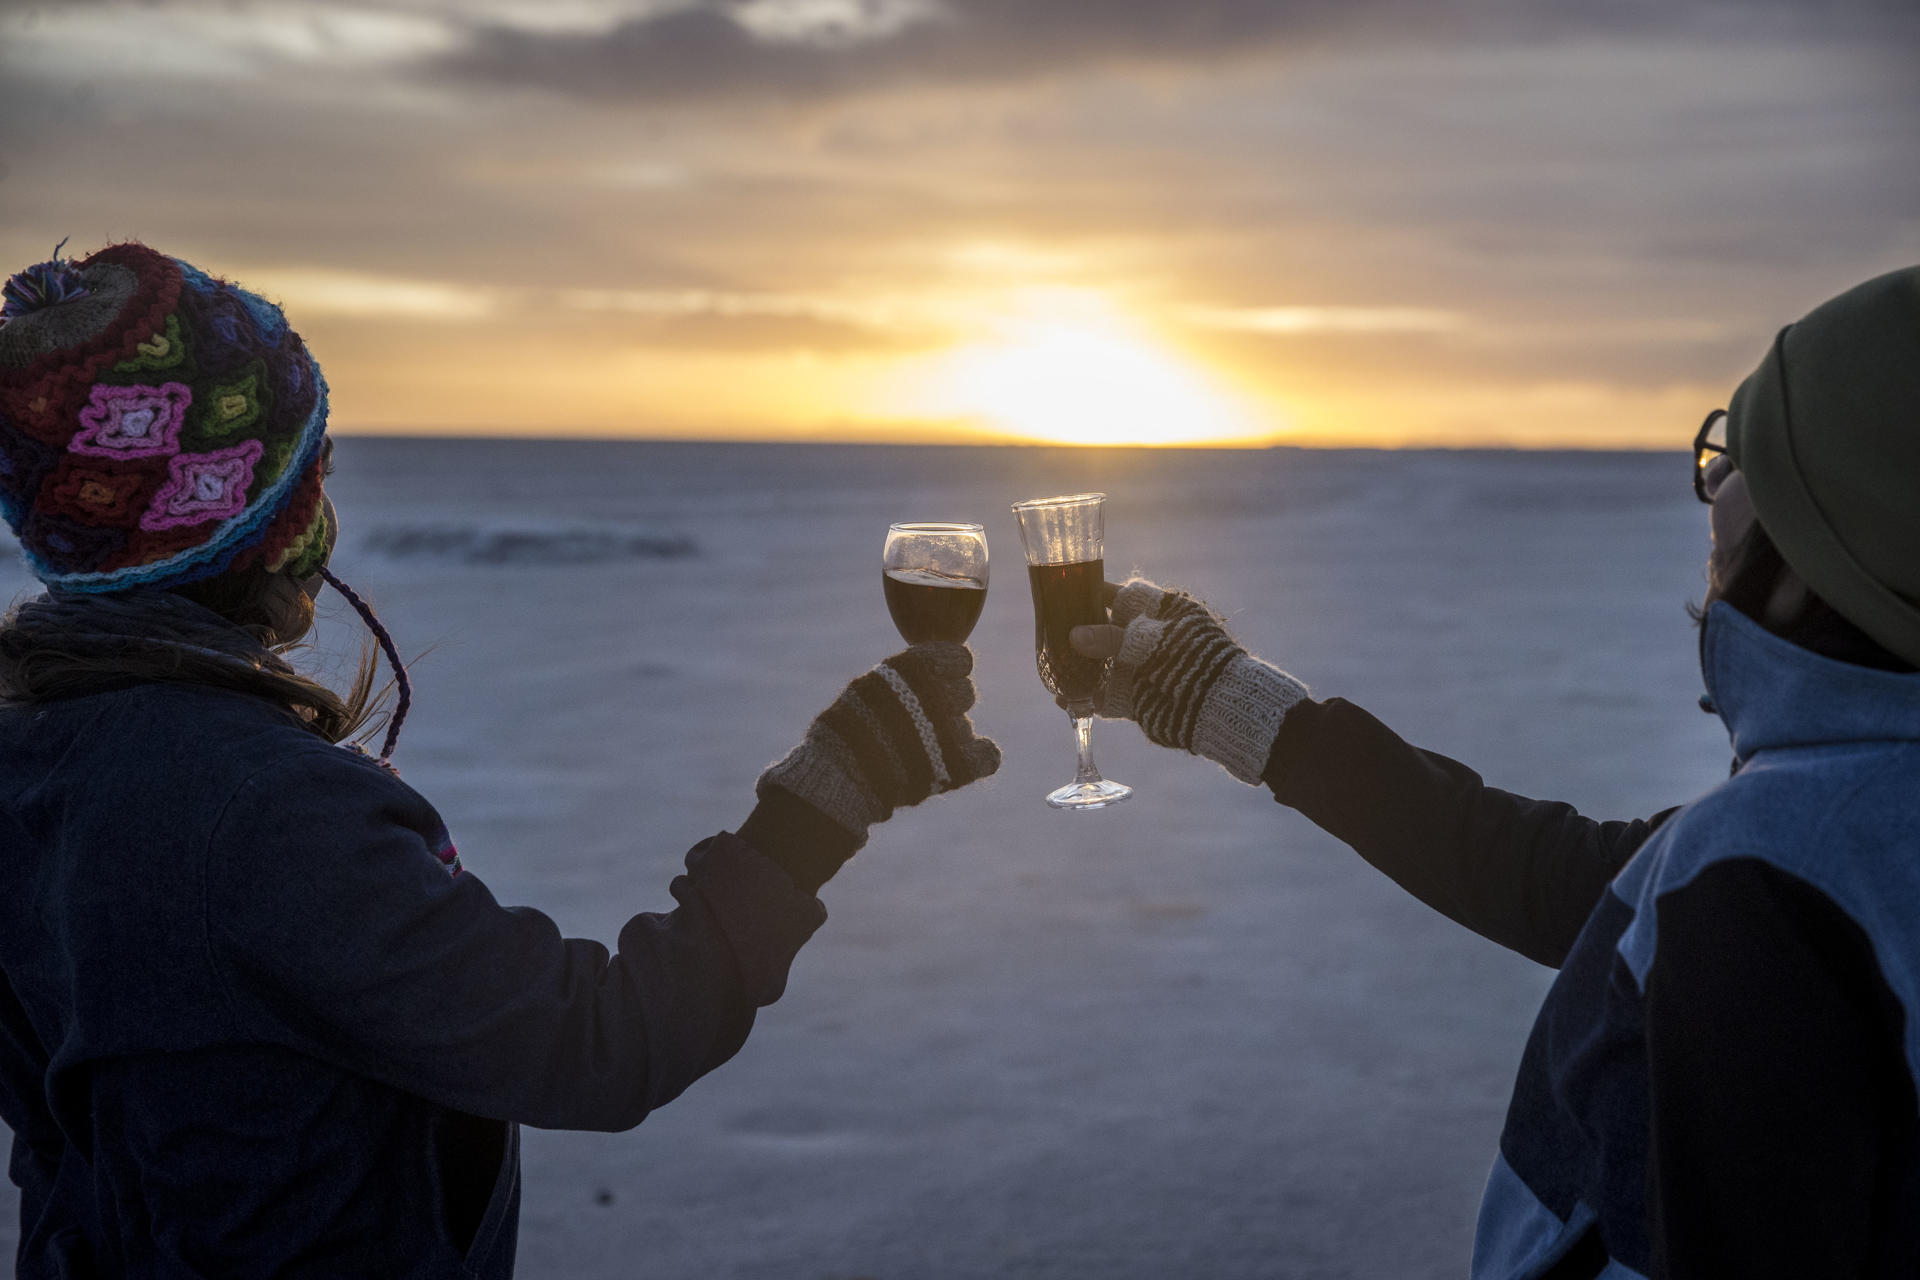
top-left (731, 0), bottom-right (946, 47)
top-left (434, 0), bottom-right (1339, 102)
top-left (431, 0), bottom-right (1920, 104)
top-left (566, 285), bottom-right (885, 324)
top-left (560, 286), bottom-right (941, 348)
top-left (1181, 306), bottom-right (1467, 336)
top-left (1, 2), bottom-right (461, 76)
top-left (582, 310), bottom-right (919, 351)
top-left (242, 269), bottom-right (499, 320)
top-left (234, 277), bottom-right (938, 349)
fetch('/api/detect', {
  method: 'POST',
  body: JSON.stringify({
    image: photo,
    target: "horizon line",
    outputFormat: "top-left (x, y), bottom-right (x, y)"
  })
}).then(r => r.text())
top-left (327, 427), bottom-right (1684, 454)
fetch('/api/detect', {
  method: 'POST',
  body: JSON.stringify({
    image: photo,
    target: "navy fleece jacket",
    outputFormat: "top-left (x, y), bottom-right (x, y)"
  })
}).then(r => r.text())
top-left (1265, 604), bottom-right (1920, 1278)
top-left (0, 682), bottom-right (829, 1278)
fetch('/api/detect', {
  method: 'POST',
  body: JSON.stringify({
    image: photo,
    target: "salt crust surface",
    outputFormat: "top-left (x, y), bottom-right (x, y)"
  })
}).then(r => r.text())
top-left (0, 441), bottom-right (1729, 1278)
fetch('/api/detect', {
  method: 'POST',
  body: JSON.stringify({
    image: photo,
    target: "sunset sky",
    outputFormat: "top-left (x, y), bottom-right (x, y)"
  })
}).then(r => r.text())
top-left (2, 0), bottom-right (1916, 447)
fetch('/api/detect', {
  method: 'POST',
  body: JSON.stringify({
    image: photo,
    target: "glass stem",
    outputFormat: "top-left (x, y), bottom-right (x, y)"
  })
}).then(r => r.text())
top-left (1068, 704), bottom-right (1103, 784)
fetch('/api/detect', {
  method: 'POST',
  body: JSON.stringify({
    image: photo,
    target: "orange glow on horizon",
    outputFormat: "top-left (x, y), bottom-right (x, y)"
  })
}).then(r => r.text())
top-left (284, 275), bottom-right (1726, 451)
top-left (877, 291), bottom-right (1287, 448)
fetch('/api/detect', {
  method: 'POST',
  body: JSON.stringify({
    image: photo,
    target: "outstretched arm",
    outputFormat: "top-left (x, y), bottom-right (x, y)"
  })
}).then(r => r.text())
top-left (1077, 578), bottom-right (1672, 968)
top-left (1265, 696), bottom-right (1672, 967)
top-left (205, 643), bottom-right (998, 1132)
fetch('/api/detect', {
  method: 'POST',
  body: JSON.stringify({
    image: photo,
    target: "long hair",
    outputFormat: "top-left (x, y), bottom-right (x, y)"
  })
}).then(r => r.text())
top-left (1702, 521), bottom-right (1914, 673)
top-left (0, 563), bottom-right (385, 744)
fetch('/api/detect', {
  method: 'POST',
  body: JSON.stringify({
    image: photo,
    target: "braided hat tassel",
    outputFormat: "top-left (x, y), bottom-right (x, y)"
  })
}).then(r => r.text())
top-left (319, 566), bottom-right (411, 765)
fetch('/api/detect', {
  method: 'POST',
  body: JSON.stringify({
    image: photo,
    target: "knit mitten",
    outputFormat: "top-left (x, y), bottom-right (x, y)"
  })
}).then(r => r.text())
top-left (1098, 578), bottom-right (1308, 784)
top-left (758, 642), bottom-right (1000, 845)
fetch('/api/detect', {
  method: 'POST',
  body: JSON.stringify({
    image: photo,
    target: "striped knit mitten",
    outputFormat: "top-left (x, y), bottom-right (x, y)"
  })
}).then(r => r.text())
top-left (1099, 579), bottom-right (1309, 784)
top-left (758, 642), bottom-right (1001, 846)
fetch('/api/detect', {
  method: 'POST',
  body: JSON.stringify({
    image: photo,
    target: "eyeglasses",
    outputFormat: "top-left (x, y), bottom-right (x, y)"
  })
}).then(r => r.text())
top-left (1693, 409), bottom-right (1730, 504)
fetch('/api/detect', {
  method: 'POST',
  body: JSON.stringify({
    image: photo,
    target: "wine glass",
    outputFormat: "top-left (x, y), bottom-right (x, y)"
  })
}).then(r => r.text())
top-left (882, 523), bottom-right (988, 644)
top-left (1010, 493), bottom-right (1131, 810)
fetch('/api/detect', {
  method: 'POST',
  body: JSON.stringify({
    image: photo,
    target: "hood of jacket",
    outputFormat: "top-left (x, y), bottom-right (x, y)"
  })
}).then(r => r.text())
top-left (1703, 600), bottom-right (1920, 767)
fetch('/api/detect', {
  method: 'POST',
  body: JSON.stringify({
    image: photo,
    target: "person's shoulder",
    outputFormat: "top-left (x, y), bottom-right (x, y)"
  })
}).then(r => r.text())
top-left (1715, 738), bottom-right (1920, 854)
top-left (12, 682), bottom-right (411, 812)
top-left (180, 695), bottom-right (447, 842)
top-left (102, 682), bottom-right (352, 773)
top-left (1632, 741), bottom-right (1920, 936)
top-left (0, 684), bottom-right (443, 901)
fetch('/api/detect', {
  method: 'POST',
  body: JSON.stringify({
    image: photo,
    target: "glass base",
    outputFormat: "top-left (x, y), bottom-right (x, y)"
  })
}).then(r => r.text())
top-left (1045, 778), bottom-right (1133, 810)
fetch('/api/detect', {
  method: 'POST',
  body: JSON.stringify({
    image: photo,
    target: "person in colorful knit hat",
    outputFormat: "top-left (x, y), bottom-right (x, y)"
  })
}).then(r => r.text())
top-left (1072, 267), bottom-right (1920, 1278)
top-left (0, 240), bottom-right (333, 594)
top-left (0, 242), bottom-right (1001, 1278)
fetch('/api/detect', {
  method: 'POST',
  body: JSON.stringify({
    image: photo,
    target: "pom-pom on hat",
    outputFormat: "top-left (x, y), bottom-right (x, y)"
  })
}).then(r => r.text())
top-left (0, 241), bottom-right (332, 592)
top-left (1726, 266), bottom-right (1920, 669)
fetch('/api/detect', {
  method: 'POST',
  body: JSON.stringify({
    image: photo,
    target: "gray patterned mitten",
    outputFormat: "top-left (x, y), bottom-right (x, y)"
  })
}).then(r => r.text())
top-left (1098, 578), bottom-right (1308, 784)
top-left (759, 642), bottom-right (1001, 845)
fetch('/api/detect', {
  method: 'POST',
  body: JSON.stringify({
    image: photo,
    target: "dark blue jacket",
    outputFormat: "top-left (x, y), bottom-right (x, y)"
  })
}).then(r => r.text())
top-left (1472, 603), bottom-right (1920, 1278)
top-left (0, 682), bottom-right (827, 1278)
top-left (1266, 603), bottom-right (1920, 1278)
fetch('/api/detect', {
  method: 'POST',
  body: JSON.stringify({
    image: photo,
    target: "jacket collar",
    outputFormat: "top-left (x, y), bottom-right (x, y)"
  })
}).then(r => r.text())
top-left (1703, 600), bottom-right (1920, 765)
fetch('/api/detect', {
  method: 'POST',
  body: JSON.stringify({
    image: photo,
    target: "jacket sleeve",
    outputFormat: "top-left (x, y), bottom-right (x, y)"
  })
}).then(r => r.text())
top-left (202, 747), bottom-right (827, 1132)
top-left (1264, 697), bottom-right (1675, 967)
top-left (1643, 858), bottom-right (1917, 1279)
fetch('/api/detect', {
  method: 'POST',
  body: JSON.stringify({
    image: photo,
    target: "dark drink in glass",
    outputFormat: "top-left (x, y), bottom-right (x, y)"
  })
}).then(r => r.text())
top-left (884, 567), bottom-right (987, 643)
top-left (1010, 493), bottom-right (1131, 810)
top-left (882, 523), bottom-right (989, 646)
top-left (1028, 557), bottom-right (1107, 703)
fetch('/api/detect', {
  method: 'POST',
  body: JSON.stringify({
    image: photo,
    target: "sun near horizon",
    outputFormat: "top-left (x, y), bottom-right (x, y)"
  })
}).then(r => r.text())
top-left (875, 290), bottom-right (1285, 449)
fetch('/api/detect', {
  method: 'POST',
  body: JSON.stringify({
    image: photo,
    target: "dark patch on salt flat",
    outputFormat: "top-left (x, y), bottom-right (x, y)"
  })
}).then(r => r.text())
top-left (361, 523), bottom-right (696, 566)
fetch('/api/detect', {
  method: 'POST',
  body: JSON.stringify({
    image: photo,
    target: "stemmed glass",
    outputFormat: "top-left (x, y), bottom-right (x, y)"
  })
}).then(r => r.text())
top-left (882, 523), bottom-right (988, 644)
top-left (1011, 493), bottom-right (1131, 810)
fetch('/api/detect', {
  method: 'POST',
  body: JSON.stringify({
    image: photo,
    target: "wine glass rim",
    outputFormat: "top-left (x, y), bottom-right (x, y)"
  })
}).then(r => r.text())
top-left (888, 521), bottom-right (986, 533)
top-left (1010, 491), bottom-right (1106, 512)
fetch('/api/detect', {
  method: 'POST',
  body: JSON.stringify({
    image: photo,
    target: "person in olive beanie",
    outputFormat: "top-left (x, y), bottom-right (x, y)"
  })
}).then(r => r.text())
top-left (1075, 266), bottom-right (1920, 1279)
top-left (0, 242), bottom-right (1000, 1280)
top-left (1725, 266), bottom-right (1920, 668)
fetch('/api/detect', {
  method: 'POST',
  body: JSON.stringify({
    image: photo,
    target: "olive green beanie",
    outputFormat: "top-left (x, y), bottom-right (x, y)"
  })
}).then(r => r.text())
top-left (1726, 265), bottom-right (1920, 668)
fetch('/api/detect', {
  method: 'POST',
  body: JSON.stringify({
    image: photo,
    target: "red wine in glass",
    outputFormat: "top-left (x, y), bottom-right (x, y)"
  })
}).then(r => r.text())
top-left (1011, 493), bottom-right (1131, 810)
top-left (1028, 557), bottom-right (1107, 703)
top-left (882, 523), bottom-right (989, 645)
top-left (884, 567), bottom-right (987, 643)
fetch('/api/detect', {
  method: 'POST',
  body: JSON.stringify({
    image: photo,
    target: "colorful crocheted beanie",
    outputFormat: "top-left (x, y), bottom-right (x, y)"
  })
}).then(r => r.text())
top-left (0, 241), bottom-right (331, 592)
